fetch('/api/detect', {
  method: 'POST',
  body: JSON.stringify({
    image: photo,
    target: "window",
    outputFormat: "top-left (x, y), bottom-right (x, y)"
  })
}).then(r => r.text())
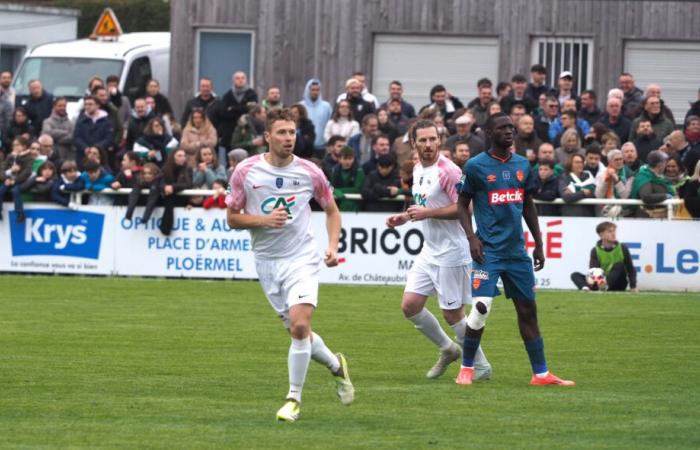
top-left (531, 37), bottom-right (593, 93)
top-left (196, 30), bottom-right (254, 95)
top-left (1, 45), bottom-right (25, 73)
top-left (124, 56), bottom-right (152, 102)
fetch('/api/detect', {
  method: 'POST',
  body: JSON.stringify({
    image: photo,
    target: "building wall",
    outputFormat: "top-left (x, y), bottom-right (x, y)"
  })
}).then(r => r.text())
top-left (170, 0), bottom-right (700, 116)
top-left (0, 4), bottom-right (79, 72)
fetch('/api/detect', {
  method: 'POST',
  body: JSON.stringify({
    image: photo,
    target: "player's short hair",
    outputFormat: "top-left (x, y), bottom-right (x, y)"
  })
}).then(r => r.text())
top-left (484, 112), bottom-right (511, 133)
top-left (327, 135), bottom-right (346, 147)
top-left (596, 221), bottom-right (616, 234)
top-left (408, 119), bottom-right (438, 145)
top-left (265, 108), bottom-right (295, 132)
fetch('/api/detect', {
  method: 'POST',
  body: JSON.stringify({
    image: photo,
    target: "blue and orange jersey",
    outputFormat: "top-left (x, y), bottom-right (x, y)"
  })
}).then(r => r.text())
top-left (458, 151), bottom-right (536, 257)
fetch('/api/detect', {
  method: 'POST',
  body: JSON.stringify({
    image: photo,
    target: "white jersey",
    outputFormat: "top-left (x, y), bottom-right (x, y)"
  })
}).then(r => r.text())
top-left (412, 155), bottom-right (470, 266)
top-left (226, 154), bottom-right (334, 260)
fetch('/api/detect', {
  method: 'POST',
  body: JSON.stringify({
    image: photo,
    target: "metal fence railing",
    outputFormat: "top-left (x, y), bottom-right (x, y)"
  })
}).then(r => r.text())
top-left (71, 188), bottom-right (688, 220)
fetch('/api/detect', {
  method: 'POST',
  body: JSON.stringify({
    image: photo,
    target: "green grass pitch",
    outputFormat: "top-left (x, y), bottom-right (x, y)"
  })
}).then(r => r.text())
top-left (1, 275), bottom-right (699, 449)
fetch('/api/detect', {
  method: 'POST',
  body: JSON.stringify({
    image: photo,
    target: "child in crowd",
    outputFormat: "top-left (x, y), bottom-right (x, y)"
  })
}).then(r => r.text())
top-left (532, 160), bottom-right (560, 216)
top-left (571, 221), bottom-right (638, 292)
top-left (111, 151), bottom-right (143, 206)
top-left (331, 146), bottom-right (365, 212)
top-left (125, 162), bottom-right (161, 222)
top-left (0, 137), bottom-right (35, 223)
top-left (203, 178), bottom-right (228, 209)
top-left (21, 160), bottom-right (57, 202)
top-left (51, 160), bottom-right (84, 209)
top-left (81, 160), bottom-right (115, 205)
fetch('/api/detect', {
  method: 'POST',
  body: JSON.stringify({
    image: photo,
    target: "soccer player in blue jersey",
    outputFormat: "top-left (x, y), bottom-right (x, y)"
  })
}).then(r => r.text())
top-left (455, 113), bottom-right (575, 386)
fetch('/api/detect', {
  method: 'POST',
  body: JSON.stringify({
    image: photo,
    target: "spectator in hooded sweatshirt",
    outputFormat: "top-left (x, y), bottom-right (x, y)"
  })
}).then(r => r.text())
top-left (300, 78), bottom-right (332, 156)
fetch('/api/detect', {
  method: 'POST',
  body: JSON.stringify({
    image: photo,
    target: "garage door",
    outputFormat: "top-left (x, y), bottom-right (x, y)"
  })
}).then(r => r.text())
top-left (372, 34), bottom-right (499, 113)
top-left (625, 41), bottom-right (700, 125)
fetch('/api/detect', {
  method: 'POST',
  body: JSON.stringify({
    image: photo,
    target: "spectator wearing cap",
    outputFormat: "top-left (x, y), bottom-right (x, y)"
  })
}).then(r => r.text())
top-left (342, 78), bottom-right (376, 123)
top-left (556, 71), bottom-right (577, 107)
top-left (446, 112), bottom-right (486, 156)
top-left (380, 80), bottom-right (416, 119)
top-left (618, 72), bottom-right (645, 120)
top-left (361, 152), bottom-right (402, 212)
top-left (500, 74), bottom-right (537, 114)
top-left (336, 71), bottom-right (380, 108)
top-left (631, 150), bottom-right (675, 217)
top-left (578, 90), bottom-right (602, 126)
top-left (226, 148), bottom-right (248, 179)
top-left (525, 64), bottom-right (554, 103)
top-left (420, 84), bottom-right (464, 122)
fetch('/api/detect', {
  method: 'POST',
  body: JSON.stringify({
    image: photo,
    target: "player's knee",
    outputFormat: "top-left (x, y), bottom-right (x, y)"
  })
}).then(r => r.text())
top-left (289, 321), bottom-right (310, 339)
top-left (467, 297), bottom-right (493, 330)
top-left (401, 296), bottom-right (423, 318)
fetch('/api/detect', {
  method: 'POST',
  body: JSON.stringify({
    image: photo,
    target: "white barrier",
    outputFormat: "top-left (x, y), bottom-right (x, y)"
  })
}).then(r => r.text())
top-left (0, 205), bottom-right (698, 291)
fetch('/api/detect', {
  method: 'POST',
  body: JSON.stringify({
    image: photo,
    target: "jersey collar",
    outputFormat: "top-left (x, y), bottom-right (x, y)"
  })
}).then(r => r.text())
top-left (486, 149), bottom-right (512, 163)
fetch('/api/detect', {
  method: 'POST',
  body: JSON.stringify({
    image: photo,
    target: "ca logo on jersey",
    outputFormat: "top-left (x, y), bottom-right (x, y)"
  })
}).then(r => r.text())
top-left (413, 193), bottom-right (427, 207)
top-left (261, 195), bottom-right (296, 218)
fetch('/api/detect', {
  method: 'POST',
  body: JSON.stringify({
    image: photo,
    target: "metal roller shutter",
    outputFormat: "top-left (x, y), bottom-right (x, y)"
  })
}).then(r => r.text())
top-left (624, 41), bottom-right (700, 125)
top-left (372, 34), bottom-right (499, 111)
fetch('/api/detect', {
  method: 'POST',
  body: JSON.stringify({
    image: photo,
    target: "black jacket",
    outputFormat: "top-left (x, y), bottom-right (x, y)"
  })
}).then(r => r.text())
top-left (210, 88), bottom-right (258, 150)
top-left (21, 90), bottom-right (54, 131)
top-left (596, 113), bottom-right (632, 143)
top-left (361, 167), bottom-right (402, 212)
top-left (293, 118), bottom-right (316, 159)
top-left (181, 95), bottom-right (219, 125)
top-left (633, 133), bottom-right (663, 164)
top-left (533, 174), bottom-right (560, 216)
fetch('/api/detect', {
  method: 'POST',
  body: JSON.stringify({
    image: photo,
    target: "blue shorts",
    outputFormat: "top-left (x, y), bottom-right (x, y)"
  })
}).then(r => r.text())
top-left (471, 252), bottom-right (536, 301)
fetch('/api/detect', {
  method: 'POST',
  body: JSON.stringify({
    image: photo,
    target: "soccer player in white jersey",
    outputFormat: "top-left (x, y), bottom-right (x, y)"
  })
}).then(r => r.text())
top-left (386, 119), bottom-right (492, 380)
top-left (225, 109), bottom-right (354, 422)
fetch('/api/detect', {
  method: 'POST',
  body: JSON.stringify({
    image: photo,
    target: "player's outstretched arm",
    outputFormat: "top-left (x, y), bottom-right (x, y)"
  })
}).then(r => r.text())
top-left (226, 206), bottom-right (287, 229)
top-left (323, 199), bottom-right (341, 267)
top-left (458, 192), bottom-right (484, 264)
top-left (522, 193), bottom-right (545, 271)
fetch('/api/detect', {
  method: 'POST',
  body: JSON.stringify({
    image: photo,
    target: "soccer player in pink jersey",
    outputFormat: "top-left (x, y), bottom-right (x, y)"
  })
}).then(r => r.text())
top-left (226, 109), bottom-right (354, 422)
top-left (386, 120), bottom-right (492, 381)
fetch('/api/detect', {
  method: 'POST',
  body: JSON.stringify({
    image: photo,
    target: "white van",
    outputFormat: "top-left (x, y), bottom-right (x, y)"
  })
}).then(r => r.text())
top-left (11, 32), bottom-right (170, 118)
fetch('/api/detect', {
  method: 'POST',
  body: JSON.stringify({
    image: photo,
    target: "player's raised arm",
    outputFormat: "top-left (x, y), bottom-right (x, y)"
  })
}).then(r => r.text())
top-left (522, 193), bottom-right (545, 271)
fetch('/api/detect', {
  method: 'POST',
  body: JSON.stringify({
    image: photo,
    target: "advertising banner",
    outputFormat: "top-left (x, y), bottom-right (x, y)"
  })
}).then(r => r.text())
top-left (1, 204), bottom-right (698, 291)
top-left (0, 206), bottom-right (115, 275)
top-left (112, 206), bottom-right (257, 278)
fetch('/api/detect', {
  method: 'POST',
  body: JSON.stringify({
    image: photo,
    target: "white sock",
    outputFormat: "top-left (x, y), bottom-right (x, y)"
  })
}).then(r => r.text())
top-left (287, 337), bottom-right (311, 402)
top-left (451, 316), bottom-right (489, 367)
top-left (310, 332), bottom-right (340, 373)
top-left (450, 316), bottom-right (467, 346)
top-left (408, 309), bottom-right (452, 351)
top-left (535, 371), bottom-right (550, 378)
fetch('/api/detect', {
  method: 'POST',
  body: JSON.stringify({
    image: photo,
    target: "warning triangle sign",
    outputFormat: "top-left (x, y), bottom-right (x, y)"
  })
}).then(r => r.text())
top-left (92, 8), bottom-right (123, 38)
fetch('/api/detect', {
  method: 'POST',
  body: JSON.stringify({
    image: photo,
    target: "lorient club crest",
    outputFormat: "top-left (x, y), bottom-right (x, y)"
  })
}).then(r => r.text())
top-left (516, 170), bottom-right (524, 182)
top-left (276, 177), bottom-right (284, 188)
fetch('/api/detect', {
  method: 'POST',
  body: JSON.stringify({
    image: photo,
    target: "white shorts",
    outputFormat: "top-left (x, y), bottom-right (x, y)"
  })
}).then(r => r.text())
top-left (256, 254), bottom-right (321, 328)
top-left (404, 260), bottom-right (473, 310)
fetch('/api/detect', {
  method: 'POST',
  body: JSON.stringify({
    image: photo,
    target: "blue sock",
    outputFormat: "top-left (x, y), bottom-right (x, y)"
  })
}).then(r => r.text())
top-left (524, 336), bottom-right (548, 374)
top-left (462, 335), bottom-right (481, 367)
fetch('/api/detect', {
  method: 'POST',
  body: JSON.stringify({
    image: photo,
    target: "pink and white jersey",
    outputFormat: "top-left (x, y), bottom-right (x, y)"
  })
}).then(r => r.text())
top-left (226, 154), bottom-right (334, 260)
top-left (412, 155), bottom-right (470, 266)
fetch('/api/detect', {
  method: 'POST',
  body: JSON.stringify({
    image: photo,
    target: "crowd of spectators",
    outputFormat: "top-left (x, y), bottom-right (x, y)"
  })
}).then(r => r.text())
top-left (1, 65), bottom-right (699, 232)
